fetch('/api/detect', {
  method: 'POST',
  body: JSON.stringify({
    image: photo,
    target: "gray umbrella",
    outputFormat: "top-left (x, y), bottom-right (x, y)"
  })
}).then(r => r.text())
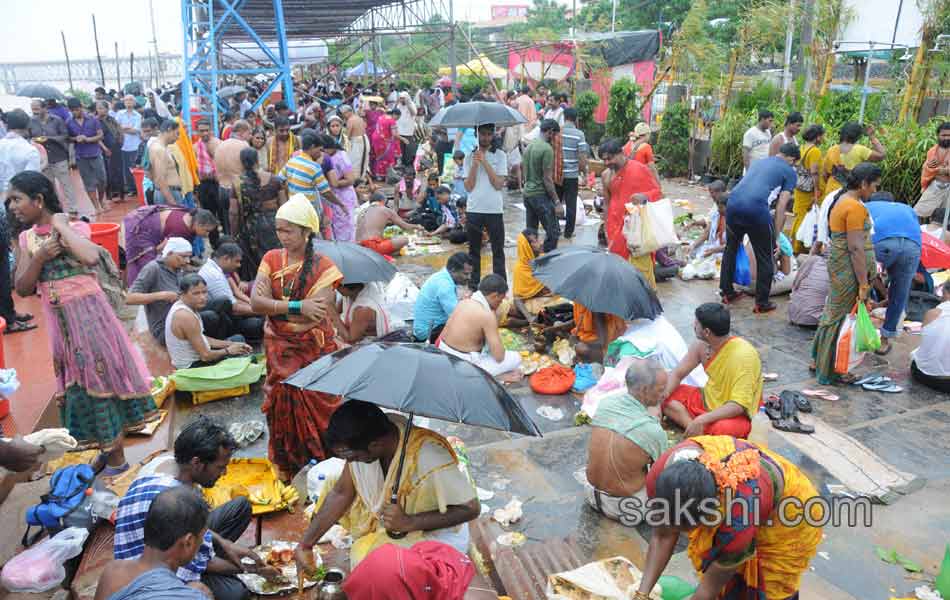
top-left (16, 84), bottom-right (64, 101)
top-left (531, 245), bottom-right (663, 320)
top-left (217, 85), bottom-right (247, 98)
top-left (312, 240), bottom-right (396, 284)
top-left (428, 101), bottom-right (527, 128)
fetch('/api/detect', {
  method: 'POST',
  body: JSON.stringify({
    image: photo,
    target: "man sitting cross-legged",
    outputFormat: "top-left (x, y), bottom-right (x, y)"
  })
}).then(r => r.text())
top-left (584, 358), bottom-right (670, 525)
top-left (357, 191), bottom-right (425, 258)
top-left (96, 486), bottom-right (215, 600)
top-left (661, 302), bottom-right (762, 438)
top-left (436, 274), bottom-right (522, 377)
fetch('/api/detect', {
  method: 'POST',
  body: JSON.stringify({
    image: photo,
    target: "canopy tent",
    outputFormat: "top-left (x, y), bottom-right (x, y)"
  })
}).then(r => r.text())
top-left (346, 61), bottom-right (388, 77)
top-left (219, 39), bottom-right (329, 67)
top-left (438, 55), bottom-right (508, 79)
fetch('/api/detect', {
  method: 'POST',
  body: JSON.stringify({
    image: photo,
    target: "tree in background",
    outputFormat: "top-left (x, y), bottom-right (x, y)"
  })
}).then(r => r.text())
top-left (655, 101), bottom-right (690, 177)
top-left (605, 79), bottom-right (641, 139)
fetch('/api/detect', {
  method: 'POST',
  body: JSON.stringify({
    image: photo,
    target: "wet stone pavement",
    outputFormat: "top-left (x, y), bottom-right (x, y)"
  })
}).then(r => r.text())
top-left (174, 180), bottom-right (950, 600)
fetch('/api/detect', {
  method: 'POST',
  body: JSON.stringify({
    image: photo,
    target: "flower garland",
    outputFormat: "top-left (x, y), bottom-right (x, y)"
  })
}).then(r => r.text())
top-left (698, 448), bottom-right (760, 491)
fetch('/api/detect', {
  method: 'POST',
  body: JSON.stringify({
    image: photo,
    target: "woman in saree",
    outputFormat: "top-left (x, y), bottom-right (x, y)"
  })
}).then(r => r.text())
top-left (10, 171), bottom-right (157, 475)
top-left (811, 163), bottom-right (881, 385)
top-left (821, 122), bottom-right (884, 197)
top-left (635, 436), bottom-right (823, 600)
top-left (321, 135), bottom-right (359, 242)
top-left (371, 107), bottom-right (401, 179)
top-left (96, 101), bottom-right (125, 204)
top-left (250, 193), bottom-right (344, 481)
top-left (236, 146), bottom-right (283, 280)
top-left (790, 125), bottom-right (824, 254)
top-left (122, 205), bottom-right (219, 285)
top-left (363, 98), bottom-right (383, 170)
top-left (250, 127), bottom-right (269, 173)
top-left (327, 115), bottom-right (350, 153)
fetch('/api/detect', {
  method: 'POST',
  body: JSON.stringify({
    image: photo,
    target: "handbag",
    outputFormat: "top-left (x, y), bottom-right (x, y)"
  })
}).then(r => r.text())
top-left (795, 145), bottom-right (818, 193)
top-left (644, 198), bottom-right (679, 248)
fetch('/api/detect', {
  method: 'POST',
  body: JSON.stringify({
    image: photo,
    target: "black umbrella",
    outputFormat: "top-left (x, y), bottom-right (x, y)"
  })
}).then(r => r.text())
top-left (428, 101), bottom-right (526, 128)
top-left (313, 240), bottom-right (397, 285)
top-left (531, 245), bottom-right (663, 320)
top-left (285, 342), bottom-right (541, 534)
top-left (16, 84), bottom-right (64, 101)
top-left (218, 85), bottom-right (247, 98)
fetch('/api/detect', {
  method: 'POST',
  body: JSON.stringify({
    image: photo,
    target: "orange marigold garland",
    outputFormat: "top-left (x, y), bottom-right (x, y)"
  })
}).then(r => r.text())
top-left (698, 449), bottom-right (760, 491)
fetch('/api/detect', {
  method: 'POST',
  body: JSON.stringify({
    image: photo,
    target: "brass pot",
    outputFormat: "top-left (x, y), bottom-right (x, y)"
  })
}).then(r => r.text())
top-left (315, 568), bottom-right (348, 600)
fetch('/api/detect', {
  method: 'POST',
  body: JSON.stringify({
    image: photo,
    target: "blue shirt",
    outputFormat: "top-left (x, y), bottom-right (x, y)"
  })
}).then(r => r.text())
top-left (114, 476), bottom-right (214, 582)
top-left (726, 156), bottom-right (797, 226)
top-left (115, 109), bottom-right (143, 153)
top-left (413, 268), bottom-right (460, 339)
top-left (866, 201), bottom-right (922, 246)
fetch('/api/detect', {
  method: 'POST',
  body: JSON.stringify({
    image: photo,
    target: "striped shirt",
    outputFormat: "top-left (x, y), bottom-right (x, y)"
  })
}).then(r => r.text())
top-left (278, 154), bottom-right (331, 213)
top-left (113, 476), bottom-right (214, 582)
top-left (560, 125), bottom-right (589, 179)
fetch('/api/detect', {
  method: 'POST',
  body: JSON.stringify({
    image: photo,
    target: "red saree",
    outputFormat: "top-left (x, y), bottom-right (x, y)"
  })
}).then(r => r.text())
top-left (259, 249), bottom-right (344, 477)
top-left (605, 159), bottom-right (662, 259)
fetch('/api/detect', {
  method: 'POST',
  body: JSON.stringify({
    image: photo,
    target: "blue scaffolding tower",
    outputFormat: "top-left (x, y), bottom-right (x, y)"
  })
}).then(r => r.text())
top-left (181, 0), bottom-right (295, 134)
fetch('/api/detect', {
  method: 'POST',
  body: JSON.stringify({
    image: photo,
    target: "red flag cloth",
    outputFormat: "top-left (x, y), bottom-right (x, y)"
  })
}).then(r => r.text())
top-left (342, 542), bottom-right (475, 600)
top-left (921, 231), bottom-right (950, 270)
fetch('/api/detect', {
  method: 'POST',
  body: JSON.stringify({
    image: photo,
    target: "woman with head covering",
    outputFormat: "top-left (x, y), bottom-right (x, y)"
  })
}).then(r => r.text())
top-left (327, 114), bottom-right (350, 152)
top-left (321, 134), bottom-right (359, 242)
top-left (250, 194), bottom-right (344, 480)
top-left (9, 171), bottom-right (157, 476)
top-left (236, 146), bottom-right (284, 280)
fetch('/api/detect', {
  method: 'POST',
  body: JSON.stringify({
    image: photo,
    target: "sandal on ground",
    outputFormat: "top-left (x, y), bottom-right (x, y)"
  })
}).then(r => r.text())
top-left (773, 416), bottom-right (815, 434)
top-left (753, 302), bottom-right (778, 314)
top-left (874, 342), bottom-right (893, 356)
top-left (780, 390), bottom-right (812, 413)
top-left (854, 373), bottom-right (888, 386)
top-left (863, 382), bottom-right (903, 393)
top-left (14, 313), bottom-right (34, 322)
top-left (5, 320), bottom-right (37, 334)
top-left (764, 395), bottom-right (783, 421)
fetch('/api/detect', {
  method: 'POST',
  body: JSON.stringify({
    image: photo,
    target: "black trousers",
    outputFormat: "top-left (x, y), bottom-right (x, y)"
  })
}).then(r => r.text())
top-left (435, 140), bottom-right (454, 175)
top-left (201, 497), bottom-right (253, 600)
top-left (199, 297), bottom-right (264, 342)
top-left (556, 177), bottom-right (579, 238)
top-left (0, 227), bottom-right (16, 324)
top-left (912, 361), bottom-right (950, 393)
top-left (400, 139), bottom-right (418, 169)
top-left (466, 212), bottom-right (506, 289)
top-left (524, 194), bottom-right (560, 252)
top-left (197, 179), bottom-right (226, 243)
top-left (720, 219), bottom-right (774, 306)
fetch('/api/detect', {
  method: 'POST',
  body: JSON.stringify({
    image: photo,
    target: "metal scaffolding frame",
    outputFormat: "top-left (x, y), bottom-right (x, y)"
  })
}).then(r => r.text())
top-left (181, 0), bottom-right (455, 134)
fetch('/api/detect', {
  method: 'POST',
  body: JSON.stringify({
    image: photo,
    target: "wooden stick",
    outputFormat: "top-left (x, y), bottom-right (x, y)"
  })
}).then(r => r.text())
top-left (92, 14), bottom-right (106, 87)
top-left (62, 32), bottom-right (74, 92)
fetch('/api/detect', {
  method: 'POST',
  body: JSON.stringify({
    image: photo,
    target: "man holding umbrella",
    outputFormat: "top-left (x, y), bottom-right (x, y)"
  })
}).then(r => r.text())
top-left (293, 400), bottom-right (480, 571)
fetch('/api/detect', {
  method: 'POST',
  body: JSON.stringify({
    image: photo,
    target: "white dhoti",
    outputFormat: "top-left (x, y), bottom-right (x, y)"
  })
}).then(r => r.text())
top-left (348, 135), bottom-right (370, 181)
top-left (582, 476), bottom-right (648, 527)
top-left (438, 341), bottom-right (522, 376)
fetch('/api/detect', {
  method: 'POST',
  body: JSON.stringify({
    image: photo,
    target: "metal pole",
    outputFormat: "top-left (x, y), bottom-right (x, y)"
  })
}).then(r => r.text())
top-left (801, 0), bottom-right (816, 101)
top-left (858, 43), bottom-right (873, 123)
top-left (93, 14), bottom-right (106, 87)
top-left (181, 0), bottom-right (190, 132)
top-left (781, 0), bottom-right (796, 96)
top-left (449, 0), bottom-right (457, 88)
top-left (891, 0), bottom-right (905, 47)
top-left (149, 0), bottom-right (163, 85)
top-left (611, 0), bottom-right (617, 33)
top-left (61, 31), bottom-right (74, 92)
top-left (273, 0), bottom-right (295, 111)
top-left (130, 52), bottom-right (134, 87)
top-left (115, 42), bottom-right (121, 91)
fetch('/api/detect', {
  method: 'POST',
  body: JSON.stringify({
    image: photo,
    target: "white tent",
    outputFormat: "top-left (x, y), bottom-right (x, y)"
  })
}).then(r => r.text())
top-left (220, 39), bottom-right (329, 67)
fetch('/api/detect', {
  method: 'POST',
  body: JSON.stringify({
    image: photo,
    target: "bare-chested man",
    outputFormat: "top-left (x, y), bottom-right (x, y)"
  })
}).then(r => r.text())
top-left (437, 274), bottom-right (521, 377)
top-left (195, 119), bottom-right (224, 230)
top-left (214, 120), bottom-right (252, 234)
top-left (340, 105), bottom-right (369, 182)
top-left (356, 192), bottom-right (424, 257)
top-left (148, 120), bottom-right (183, 206)
top-left (265, 116), bottom-right (298, 174)
top-left (584, 358), bottom-right (669, 525)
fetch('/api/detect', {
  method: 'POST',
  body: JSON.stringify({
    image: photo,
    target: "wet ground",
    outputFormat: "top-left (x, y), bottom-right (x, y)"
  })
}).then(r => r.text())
top-left (170, 179), bottom-right (950, 599)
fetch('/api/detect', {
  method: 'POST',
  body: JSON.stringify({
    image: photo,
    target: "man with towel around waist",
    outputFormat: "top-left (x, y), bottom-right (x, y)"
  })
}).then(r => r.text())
top-left (584, 358), bottom-right (669, 525)
top-left (437, 274), bottom-right (521, 377)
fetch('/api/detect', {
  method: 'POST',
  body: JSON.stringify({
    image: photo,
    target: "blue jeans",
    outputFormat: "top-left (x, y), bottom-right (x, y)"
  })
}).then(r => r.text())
top-left (874, 237), bottom-right (921, 338)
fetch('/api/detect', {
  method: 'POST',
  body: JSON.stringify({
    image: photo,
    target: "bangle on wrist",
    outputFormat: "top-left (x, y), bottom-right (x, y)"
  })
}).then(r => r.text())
top-left (288, 300), bottom-right (302, 315)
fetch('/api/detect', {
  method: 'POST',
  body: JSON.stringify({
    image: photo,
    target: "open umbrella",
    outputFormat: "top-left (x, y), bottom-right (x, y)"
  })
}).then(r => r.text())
top-left (921, 231), bottom-right (950, 270)
top-left (285, 342), bottom-right (541, 534)
top-left (313, 240), bottom-right (397, 284)
top-left (217, 85), bottom-right (247, 98)
top-left (531, 245), bottom-right (663, 320)
top-left (428, 101), bottom-right (526, 128)
top-left (16, 84), bottom-right (64, 101)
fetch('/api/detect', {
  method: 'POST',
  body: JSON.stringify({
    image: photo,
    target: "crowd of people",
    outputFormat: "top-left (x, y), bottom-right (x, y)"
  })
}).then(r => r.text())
top-left (0, 72), bottom-right (948, 600)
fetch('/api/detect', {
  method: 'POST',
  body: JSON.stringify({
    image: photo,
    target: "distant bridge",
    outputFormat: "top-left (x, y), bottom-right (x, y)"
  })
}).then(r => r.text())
top-left (0, 53), bottom-right (183, 94)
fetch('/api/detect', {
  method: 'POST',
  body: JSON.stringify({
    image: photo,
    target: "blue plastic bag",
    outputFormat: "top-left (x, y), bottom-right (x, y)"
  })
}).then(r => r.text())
top-left (735, 244), bottom-right (751, 286)
top-left (572, 363), bottom-right (598, 392)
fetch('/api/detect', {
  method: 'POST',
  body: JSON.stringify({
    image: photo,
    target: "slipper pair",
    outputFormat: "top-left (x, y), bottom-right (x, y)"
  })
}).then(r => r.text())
top-left (853, 374), bottom-right (903, 393)
top-left (771, 391), bottom-right (815, 434)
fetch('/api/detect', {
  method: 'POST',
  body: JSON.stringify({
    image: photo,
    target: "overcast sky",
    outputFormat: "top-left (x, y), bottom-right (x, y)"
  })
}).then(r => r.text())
top-left (0, 0), bottom-right (518, 63)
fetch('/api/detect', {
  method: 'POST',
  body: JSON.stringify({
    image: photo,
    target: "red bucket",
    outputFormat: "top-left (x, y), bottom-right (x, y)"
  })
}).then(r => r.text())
top-left (90, 222), bottom-right (121, 265)
top-left (131, 167), bottom-right (146, 206)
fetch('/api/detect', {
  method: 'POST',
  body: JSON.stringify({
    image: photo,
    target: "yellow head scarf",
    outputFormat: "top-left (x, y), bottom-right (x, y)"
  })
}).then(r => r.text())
top-left (275, 193), bottom-right (320, 233)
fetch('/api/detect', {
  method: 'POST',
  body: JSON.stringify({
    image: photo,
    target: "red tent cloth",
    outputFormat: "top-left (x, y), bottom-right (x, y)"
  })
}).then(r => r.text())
top-left (921, 231), bottom-right (950, 270)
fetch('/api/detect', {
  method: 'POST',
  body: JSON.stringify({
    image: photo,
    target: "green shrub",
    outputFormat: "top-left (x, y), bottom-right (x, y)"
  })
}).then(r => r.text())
top-left (606, 78), bottom-right (641, 140)
top-left (656, 101), bottom-right (690, 177)
top-left (575, 90), bottom-right (605, 149)
top-left (878, 120), bottom-right (934, 207)
top-left (709, 108), bottom-right (752, 179)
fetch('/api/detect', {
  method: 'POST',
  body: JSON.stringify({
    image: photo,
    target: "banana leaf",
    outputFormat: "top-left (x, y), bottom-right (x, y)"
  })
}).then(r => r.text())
top-left (171, 354), bottom-right (266, 392)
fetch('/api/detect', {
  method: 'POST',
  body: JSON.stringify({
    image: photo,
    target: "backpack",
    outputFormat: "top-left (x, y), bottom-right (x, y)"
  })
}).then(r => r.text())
top-left (24, 464), bottom-right (95, 545)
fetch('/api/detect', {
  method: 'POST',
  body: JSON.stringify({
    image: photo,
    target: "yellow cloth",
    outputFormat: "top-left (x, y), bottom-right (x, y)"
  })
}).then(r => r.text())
top-left (513, 233), bottom-right (545, 298)
top-left (336, 419), bottom-right (475, 567)
top-left (572, 303), bottom-right (626, 346)
top-left (791, 144), bottom-right (822, 253)
top-left (168, 145), bottom-right (195, 195)
top-left (822, 144), bottom-right (872, 196)
top-left (703, 337), bottom-right (762, 418)
top-left (686, 436), bottom-right (823, 600)
top-left (275, 193), bottom-right (321, 232)
top-left (174, 118), bottom-right (199, 187)
top-left (628, 253), bottom-right (656, 290)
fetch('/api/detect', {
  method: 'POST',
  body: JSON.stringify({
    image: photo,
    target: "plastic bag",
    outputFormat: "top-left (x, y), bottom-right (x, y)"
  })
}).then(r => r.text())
top-left (735, 245), bottom-right (751, 286)
top-left (1, 527), bottom-right (89, 592)
top-left (795, 205), bottom-right (819, 247)
top-left (854, 302), bottom-right (882, 353)
top-left (834, 306), bottom-right (865, 374)
top-left (645, 198), bottom-right (679, 248)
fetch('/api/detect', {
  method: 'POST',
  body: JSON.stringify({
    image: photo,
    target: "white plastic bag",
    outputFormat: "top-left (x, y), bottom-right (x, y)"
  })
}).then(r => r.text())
top-left (1, 527), bottom-right (89, 592)
top-left (575, 200), bottom-right (587, 227)
top-left (644, 198), bottom-right (679, 248)
top-left (795, 205), bottom-right (819, 247)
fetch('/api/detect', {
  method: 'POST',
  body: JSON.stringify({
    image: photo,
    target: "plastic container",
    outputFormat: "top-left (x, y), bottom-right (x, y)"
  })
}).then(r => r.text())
top-left (89, 222), bottom-right (120, 265)
top-left (748, 408), bottom-right (771, 448)
top-left (292, 459), bottom-right (317, 503)
top-left (307, 458), bottom-right (345, 502)
top-left (131, 167), bottom-right (145, 206)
